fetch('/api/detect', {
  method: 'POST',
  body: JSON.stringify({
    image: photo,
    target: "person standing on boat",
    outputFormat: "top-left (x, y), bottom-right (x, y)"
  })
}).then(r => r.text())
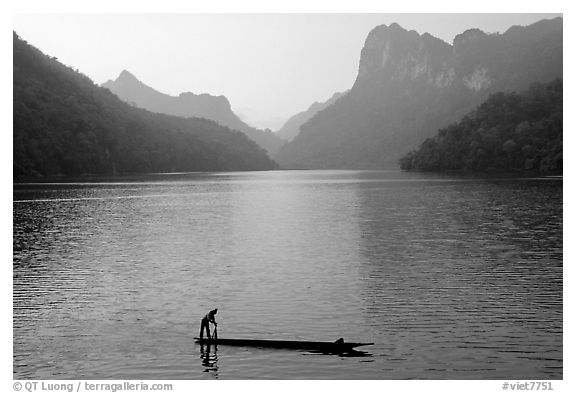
top-left (200, 308), bottom-right (218, 340)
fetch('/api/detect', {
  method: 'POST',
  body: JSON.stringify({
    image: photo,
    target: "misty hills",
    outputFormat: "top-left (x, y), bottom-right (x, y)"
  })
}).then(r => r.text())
top-left (13, 32), bottom-right (277, 179)
top-left (276, 91), bottom-right (347, 141)
top-left (102, 71), bottom-right (285, 156)
top-left (275, 17), bottom-right (562, 169)
top-left (400, 79), bottom-right (562, 174)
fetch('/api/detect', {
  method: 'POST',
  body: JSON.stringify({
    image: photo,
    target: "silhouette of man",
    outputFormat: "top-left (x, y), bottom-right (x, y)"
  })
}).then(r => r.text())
top-left (200, 308), bottom-right (218, 340)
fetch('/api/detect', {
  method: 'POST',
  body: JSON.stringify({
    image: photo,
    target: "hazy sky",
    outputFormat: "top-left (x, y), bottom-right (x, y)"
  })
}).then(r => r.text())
top-left (13, 13), bottom-right (561, 130)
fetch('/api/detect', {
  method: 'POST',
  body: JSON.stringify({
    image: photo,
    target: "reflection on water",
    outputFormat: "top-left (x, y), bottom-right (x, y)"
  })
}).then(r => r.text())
top-left (199, 345), bottom-right (219, 378)
top-left (305, 348), bottom-right (374, 358)
top-left (13, 170), bottom-right (562, 379)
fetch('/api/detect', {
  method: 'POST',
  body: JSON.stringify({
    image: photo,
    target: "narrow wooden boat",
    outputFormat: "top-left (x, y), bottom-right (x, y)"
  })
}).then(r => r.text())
top-left (194, 337), bottom-right (373, 352)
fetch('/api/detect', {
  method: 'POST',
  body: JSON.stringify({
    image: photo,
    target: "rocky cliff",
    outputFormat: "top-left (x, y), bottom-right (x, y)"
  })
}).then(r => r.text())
top-left (275, 17), bottom-right (562, 169)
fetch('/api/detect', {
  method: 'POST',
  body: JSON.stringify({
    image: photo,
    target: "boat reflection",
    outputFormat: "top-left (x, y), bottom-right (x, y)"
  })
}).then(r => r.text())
top-left (199, 344), bottom-right (219, 378)
top-left (307, 348), bottom-right (373, 358)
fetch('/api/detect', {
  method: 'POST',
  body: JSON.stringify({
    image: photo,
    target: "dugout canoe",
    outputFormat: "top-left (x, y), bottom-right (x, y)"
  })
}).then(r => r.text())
top-left (194, 337), bottom-right (373, 352)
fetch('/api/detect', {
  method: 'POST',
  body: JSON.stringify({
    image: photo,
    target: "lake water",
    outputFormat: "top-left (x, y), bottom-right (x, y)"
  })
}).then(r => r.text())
top-left (13, 170), bottom-right (562, 379)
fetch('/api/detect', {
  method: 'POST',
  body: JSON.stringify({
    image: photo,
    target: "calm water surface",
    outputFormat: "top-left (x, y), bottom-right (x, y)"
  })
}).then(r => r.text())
top-left (13, 170), bottom-right (562, 379)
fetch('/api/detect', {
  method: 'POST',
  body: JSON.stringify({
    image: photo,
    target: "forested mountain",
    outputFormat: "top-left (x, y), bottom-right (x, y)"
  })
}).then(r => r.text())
top-left (275, 17), bottom-right (562, 169)
top-left (399, 79), bottom-right (562, 174)
top-left (102, 71), bottom-right (285, 156)
top-left (276, 91), bottom-right (346, 141)
top-left (13, 32), bottom-right (277, 180)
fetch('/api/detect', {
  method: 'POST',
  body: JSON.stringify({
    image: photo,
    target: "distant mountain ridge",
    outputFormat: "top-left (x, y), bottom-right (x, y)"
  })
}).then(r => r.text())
top-left (276, 91), bottom-right (347, 141)
top-left (13, 33), bottom-right (277, 179)
top-left (275, 17), bottom-right (563, 169)
top-left (102, 71), bottom-right (285, 156)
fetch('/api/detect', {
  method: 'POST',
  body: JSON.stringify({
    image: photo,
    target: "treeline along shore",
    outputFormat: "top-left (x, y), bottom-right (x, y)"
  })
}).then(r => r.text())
top-left (399, 79), bottom-right (562, 175)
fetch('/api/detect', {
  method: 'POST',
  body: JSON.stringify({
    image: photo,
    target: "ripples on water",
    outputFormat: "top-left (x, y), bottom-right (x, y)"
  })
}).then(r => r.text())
top-left (13, 171), bottom-right (562, 379)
